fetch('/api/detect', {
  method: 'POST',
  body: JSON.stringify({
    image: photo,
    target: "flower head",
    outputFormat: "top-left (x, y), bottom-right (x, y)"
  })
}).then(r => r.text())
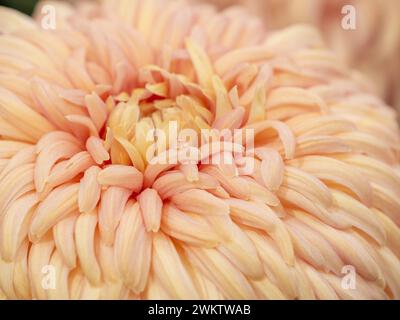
top-left (0, 0), bottom-right (399, 300)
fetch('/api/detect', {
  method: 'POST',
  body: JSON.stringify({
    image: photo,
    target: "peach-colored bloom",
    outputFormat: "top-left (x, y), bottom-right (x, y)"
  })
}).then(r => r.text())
top-left (0, 0), bottom-right (399, 300)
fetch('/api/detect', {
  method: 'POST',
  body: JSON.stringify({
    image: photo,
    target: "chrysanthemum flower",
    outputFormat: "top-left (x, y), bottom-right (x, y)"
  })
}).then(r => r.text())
top-left (0, 0), bottom-right (399, 300)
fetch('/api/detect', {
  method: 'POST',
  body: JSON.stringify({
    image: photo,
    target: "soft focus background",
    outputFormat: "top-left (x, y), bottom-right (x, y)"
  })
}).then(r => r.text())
top-left (1, 0), bottom-right (399, 115)
top-left (0, 0), bottom-right (38, 14)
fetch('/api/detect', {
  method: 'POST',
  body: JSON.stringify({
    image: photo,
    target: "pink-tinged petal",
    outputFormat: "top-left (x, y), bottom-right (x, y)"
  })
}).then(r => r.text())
top-left (86, 136), bottom-right (110, 165)
top-left (28, 236), bottom-right (54, 300)
top-left (152, 232), bottom-right (199, 299)
top-left (288, 156), bottom-right (372, 206)
top-left (31, 78), bottom-right (75, 133)
top-left (66, 114), bottom-right (99, 139)
top-left (241, 176), bottom-right (280, 206)
top-left (242, 120), bottom-right (296, 159)
top-left (0, 146), bottom-right (35, 181)
top-left (214, 152), bottom-right (239, 178)
top-left (212, 107), bottom-right (245, 130)
top-left (78, 166), bottom-right (101, 213)
top-left (226, 198), bottom-right (294, 265)
top-left (57, 88), bottom-right (86, 106)
top-left (36, 131), bottom-right (83, 154)
top-left (47, 151), bottom-right (95, 189)
top-left (217, 223), bottom-right (264, 279)
top-left (277, 185), bottom-right (350, 229)
top-left (208, 185), bottom-right (230, 199)
top-left (371, 182), bottom-right (400, 226)
top-left (299, 262), bottom-right (339, 300)
top-left (144, 274), bottom-right (173, 300)
top-left (97, 241), bottom-right (119, 283)
top-left (75, 210), bottom-right (102, 286)
top-left (266, 87), bottom-right (328, 114)
top-left (0, 87), bottom-right (55, 141)
top-left (0, 192), bottom-right (38, 261)
top-left (97, 165), bottom-right (143, 192)
top-left (0, 250), bottom-right (17, 299)
top-left (161, 203), bottom-right (220, 247)
top-left (29, 183), bottom-right (79, 243)
top-left (137, 188), bottom-right (162, 232)
top-left (34, 139), bottom-right (81, 193)
top-left (171, 189), bottom-right (229, 216)
top-left (374, 209), bottom-right (400, 259)
top-left (47, 251), bottom-right (71, 300)
top-left (153, 170), bottom-right (218, 199)
top-left (65, 48), bottom-right (95, 92)
top-left (183, 245), bottom-right (256, 299)
top-left (0, 116), bottom-right (34, 143)
top-left (322, 273), bottom-right (387, 300)
top-left (256, 147), bottom-right (284, 191)
top-left (12, 240), bottom-right (31, 299)
top-left (0, 140), bottom-right (31, 158)
top-left (294, 135), bottom-right (351, 157)
top-left (246, 230), bottom-right (298, 298)
top-left (85, 92), bottom-right (108, 131)
top-left (250, 277), bottom-right (286, 300)
top-left (179, 163), bottom-right (199, 182)
top-left (0, 163), bottom-right (34, 214)
top-left (282, 166), bottom-right (332, 208)
top-left (98, 186), bottom-right (132, 245)
top-left (114, 200), bottom-right (151, 294)
top-left (53, 214), bottom-right (78, 269)
top-left (240, 64), bottom-right (272, 106)
top-left (214, 46), bottom-right (273, 75)
top-left (293, 210), bottom-right (385, 284)
top-left (143, 162), bottom-right (176, 188)
top-left (331, 189), bottom-right (386, 245)
top-left (201, 165), bottom-right (250, 200)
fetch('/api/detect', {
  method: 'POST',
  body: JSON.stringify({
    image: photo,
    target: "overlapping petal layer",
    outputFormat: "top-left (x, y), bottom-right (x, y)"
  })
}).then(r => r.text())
top-left (0, 0), bottom-right (399, 300)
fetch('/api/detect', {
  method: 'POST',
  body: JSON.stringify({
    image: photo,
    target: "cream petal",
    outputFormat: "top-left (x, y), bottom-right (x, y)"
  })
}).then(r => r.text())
top-left (137, 188), bottom-right (162, 232)
top-left (98, 165), bottom-right (143, 192)
top-left (0, 192), bottom-right (38, 261)
top-left (53, 214), bottom-right (78, 269)
top-left (98, 186), bottom-right (132, 245)
top-left (171, 189), bottom-right (229, 216)
top-left (78, 166), bottom-right (101, 213)
top-left (75, 210), bottom-right (102, 286)
top-left (86, 136), bottom-right (110, 165)
top-left (114, 200), bottom-right (151, 294)
top-left (0, 7), bottom-right (36, 33)
top-left (29, 183), bottom-right (79, 243)
top-left (184, 245), bottom-right (256, 299)
top-left (28, 236), bottom-right (54, 300)
top-left (152, 232), bottom-right (199, 299)
top-left (161, 203), bottom-right (220, 247)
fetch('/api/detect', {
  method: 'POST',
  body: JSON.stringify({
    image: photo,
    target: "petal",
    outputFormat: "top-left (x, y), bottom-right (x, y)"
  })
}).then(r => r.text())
top-left (75, 210), bottom-right (102, 286)
top-left (114, 200), bottom-right (151, 294)
top-left (97, 165), bottom-right (143, 192)
top-left (78, 166), bottom-right (101, 213)
top-left (137, 188), bottom-right (162, 232)
top-left (152, 232), bottom-right (199, 299)
top-left (29, 183), bottom-right (79, 242)
top-left (98, 186), bottom-right (132, 245)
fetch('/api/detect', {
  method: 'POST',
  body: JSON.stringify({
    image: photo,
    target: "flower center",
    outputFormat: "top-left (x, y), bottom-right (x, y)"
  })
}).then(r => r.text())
top-left (105, 69), bottom-right (215, 171)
